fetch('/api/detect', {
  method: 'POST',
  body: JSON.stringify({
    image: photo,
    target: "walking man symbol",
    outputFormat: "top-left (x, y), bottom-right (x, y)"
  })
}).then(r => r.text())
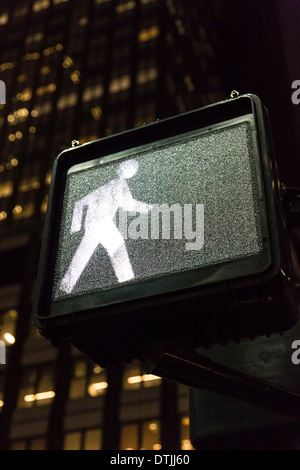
top-left (60, 159), bottom-right (152, 294)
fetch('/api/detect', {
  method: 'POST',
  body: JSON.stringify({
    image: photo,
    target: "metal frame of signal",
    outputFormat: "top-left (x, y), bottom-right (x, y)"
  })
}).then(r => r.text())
top-left (142, 186), bottom-right (300, 421)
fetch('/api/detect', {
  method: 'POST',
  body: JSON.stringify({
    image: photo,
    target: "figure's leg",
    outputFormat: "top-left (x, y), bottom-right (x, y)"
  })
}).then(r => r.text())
top-left (60, 233), bottom-right (98, 294)
top-left (99, 223), bottom-right (135, 283)
top-left (110, 244), bottom-right (135, 283)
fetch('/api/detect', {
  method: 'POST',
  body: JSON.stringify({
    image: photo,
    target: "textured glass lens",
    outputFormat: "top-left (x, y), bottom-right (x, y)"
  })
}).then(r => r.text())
top-left (53, 118), bottom-right (264, 300)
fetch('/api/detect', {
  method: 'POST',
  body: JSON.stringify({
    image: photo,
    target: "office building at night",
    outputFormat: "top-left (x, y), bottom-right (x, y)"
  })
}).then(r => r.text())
top-left (0, 0), bottom-right (298, 450)
top-left (0, 0), bottom-right (228, 450)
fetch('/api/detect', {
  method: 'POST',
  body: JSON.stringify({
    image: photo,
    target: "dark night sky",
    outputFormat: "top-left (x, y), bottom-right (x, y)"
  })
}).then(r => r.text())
top-left (218, 0), bottom-right (300, 188)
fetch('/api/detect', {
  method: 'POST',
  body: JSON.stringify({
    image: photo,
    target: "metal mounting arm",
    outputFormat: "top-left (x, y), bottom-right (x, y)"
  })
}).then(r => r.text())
top-left (282, 184), bottom-right (300, 231)
top-left (142, 340), bottom-right (300, 421)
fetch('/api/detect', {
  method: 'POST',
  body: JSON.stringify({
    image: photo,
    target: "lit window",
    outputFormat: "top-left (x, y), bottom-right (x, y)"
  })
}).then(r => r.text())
top-left (127, 374), bottom-right (161, 387)
top-left (33, 0), bottom-right (50, 13)
top-left (0, 211), bottom-right (7, 221)
top-left (17, 74), bottom-right (27, 83)
top-left (138, 25), bottom-right (159, 42)
top-left (84, 429), bottom-right (102, 450)
top-left (24, 390), bottom-right (55, 404)
top-left (82, 84), bottom-right (103, 102)
top-left (0, 62), bottom-right (14, 72)
top-left (43, 43), bottom-right (63, 56)
top-left (36, 83), bottom-right (56, 96)
top-left (25, 32), bottom-right (43, 44)
top-left (18, 369), bottom-right (37, 408)
top-left (62, 55), bottom-right (74, 69)
top-left (18, 177), bottom-right (40, 192)
top-left (12, 203), bottom-right (35, 219)
top-left (0, 309), bottom-right (18, 345)
top-left (7, 107), bottom-right (29, 124)
top-left (120, 420), bottom-right (161, 450)
top-left (116, 1), bottom-right (136, 14)
top-left (12, 204), bottom-right (22, 216)
top-left (88, 381), bottom-right (108, 396)
top-left (14, 7), bottom-right (29, 20)
top-left (88, 365), bottom-right (107, 397)
top-left (40, 65), bottom-right (51, 75)
top-left (57, 92), bottom-right (78, 110)
top-left (90, 106), bottom-right (102, 121)
top-left (17, 108), bottom-right (29, 118)
top-left (16, 88), bottom-right (32, 102)
top-left (64, 432), bottom-right (81, 450)
top-left (0, 13), bottom-right (8, 26)
top-left (45, 170), bottom-right (52, 185)
top-left (137, 67), bottom-right (158, 85)
top-left (109, 75), bottom-right (131, 94)
top-left (184, 76), bottom-right (195, 92)
top-left (0, 180), bottom-right (13, 198)
top-left (64, 429), bottom-right (102, 450)
top-left (123, 360), bottom-right (161, 389)
top-left (8, 131), bottom-right (23, 141)
top-left (29, 438), bottom-right (46, 450)
top-left (18, 364), bottom-right (55, 408)
top-left (40, 195), bottom-right (48, 213)
top-left (175, 18), bottom-right (185, 36)
top-left (33, 101), bottom-right (52, 116)
top-left (70, 69), bottom-right (80, 84)
top-left (53, 0), bottom-right (69, 4)
top-left (120, 423), bottom-right (139, 450)
top-left (24, 52), bottom-right (41, 61)
top-left (78, 17), bottom-right (89, 26)
top-left (180, 416), bottom-right (194, 450)
top-left (141, 420), bottom-right (160, 450)
top-left (69, 359), bottom-right (87, 399)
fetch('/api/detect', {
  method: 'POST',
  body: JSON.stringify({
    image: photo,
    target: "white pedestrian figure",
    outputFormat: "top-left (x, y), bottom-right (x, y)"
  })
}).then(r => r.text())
top-left (60, 159), bottom-right (152, 294)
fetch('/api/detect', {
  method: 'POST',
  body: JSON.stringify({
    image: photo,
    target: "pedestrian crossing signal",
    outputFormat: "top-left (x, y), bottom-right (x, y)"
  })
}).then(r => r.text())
top-left (32, 94), bottom-right (299, 367)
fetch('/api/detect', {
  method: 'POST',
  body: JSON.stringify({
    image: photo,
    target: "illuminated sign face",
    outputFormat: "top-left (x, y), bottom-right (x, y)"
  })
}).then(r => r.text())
top-left (33, 95), bottom-right (299, 366)
top-left (53, 117), bottom-right (266, 301)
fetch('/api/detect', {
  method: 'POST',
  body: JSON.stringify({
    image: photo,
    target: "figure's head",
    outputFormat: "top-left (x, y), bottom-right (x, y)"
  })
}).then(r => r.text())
top-left (117, 159), bottom-right (138, 179)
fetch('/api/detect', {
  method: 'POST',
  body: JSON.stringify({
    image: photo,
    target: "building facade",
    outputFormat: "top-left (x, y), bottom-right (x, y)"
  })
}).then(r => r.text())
top-left (0, 0), bottom-right (228, 450)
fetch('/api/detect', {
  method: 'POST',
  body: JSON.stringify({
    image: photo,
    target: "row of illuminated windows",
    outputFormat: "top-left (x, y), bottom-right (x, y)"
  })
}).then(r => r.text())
top-left (0, 0), bottom-right (157, 26)
top-left (0, 171), bottom-right (51, 197)
top-left (0, 169), bottom-right (51, 221)
top-left (67, 356), bottom-right (162, 402)
top-left (120, 417), bottom-right (193, 451)
top-left (0, 21), bottom-right (158, 71)
top-left (0, 67), bottom-right (158, 117)
top-left (0, 79), bottom-right (157, 157)
top-left (0, 198), bottom-right (48, 223)
top-left (0, 352), bottom-right (161, 410)
top-left (9, 415), bottom-right (192, 450)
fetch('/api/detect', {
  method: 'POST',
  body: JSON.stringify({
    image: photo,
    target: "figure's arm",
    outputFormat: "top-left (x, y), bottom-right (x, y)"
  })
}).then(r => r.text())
top-left (121, 184), bottom-right (152, 213)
